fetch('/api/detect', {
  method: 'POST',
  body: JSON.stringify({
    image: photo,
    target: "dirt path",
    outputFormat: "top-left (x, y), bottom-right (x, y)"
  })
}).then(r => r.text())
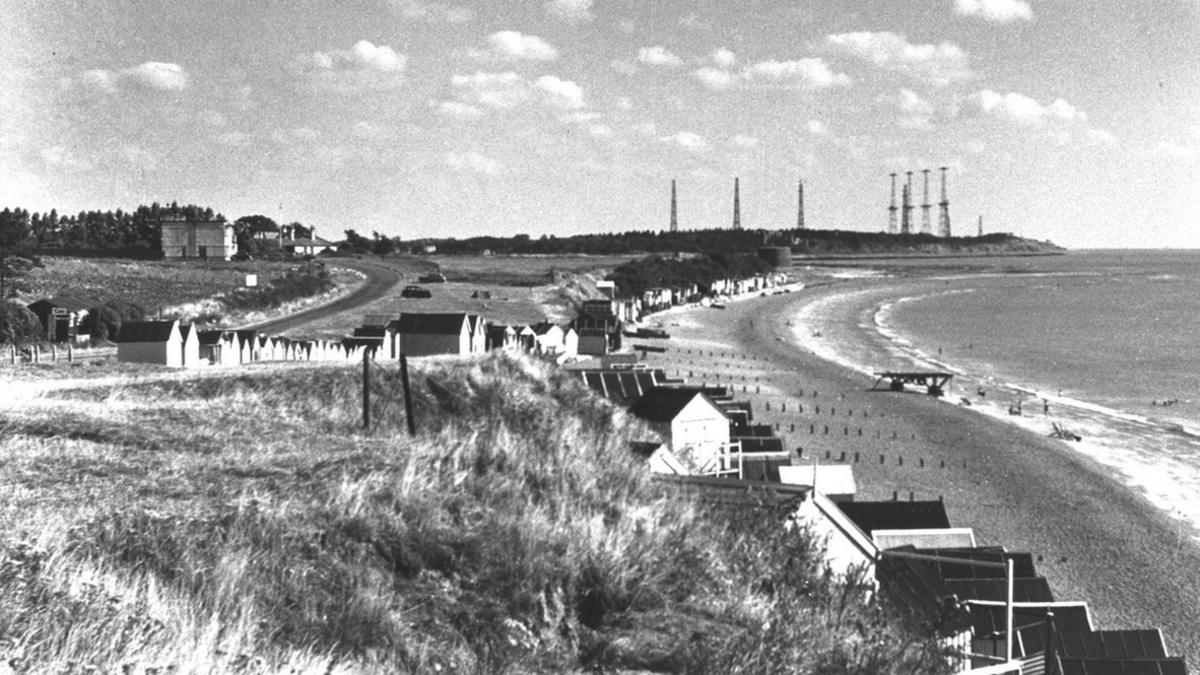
top-left (237, 258), bottom-right (403, 336)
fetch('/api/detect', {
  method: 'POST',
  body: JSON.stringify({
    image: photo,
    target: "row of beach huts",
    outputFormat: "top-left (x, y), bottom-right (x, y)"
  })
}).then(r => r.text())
top-left (571, 359), bottom-right (1189, 674)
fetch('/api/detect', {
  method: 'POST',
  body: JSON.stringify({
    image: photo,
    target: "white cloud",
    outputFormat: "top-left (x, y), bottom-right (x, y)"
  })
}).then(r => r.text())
top-left (693, 66), bottom-right (735, 90)
top-left (661, 131), bottom-right (710, 153)
top-left (588, 124), bottom-right (615, 138)
top-left (805, 120), bottom-right (829, 135)
top-left (954, 0), bottom-right (1034, 24)
top-left (615, 96), bottom-right (633, 111)
top-left (352, 121), bottom-right (387, 139)
top-left (304, 40), bottom-right (406, 72)
top-left (637, 46), bottom-right (684, 68)
top-left (78, 62), bottom-right (188, 93)
top-left (445, 151), bottom-right (502, 174)
top-left (694, 58), bottom-right (849, 91)
top-left (824, 32), bottom-right (971, 86)
top-left (967, 89), bottom-right (1059, 125)
top-left (389, 0), bottom-right (474, 23)
top-left (40, 146), bottom-right (92, 171)
top-left (435, 100), bottom-right (485, 120)
top-left (199, 110), bottom-right (227, 127)
top-left (1086, 128), bottom-right (1117, 147)
top-left (217, 132), bottom-right (253, 148)
top-left (546, 0), bottom-right (593, 24)
top-left (451, 71), bottom-right (531, 109)
top-left (742, 59), bottom-right (852, 89)
top-left (711, 48), bottom-right (737, 68)
top-left (479, 31), bottom-right (559, 61)
top-left (617, 20), bottom-right (636, 34)
top-left (728, 134), bottom-right (760, 149)
top-left (122, 62), bottom-right (189, 91)
top-left (448, 71), bottom-right (584, 112)
top-left (881, 88), bottom-right (935, 128)
top-left (535, 75), bottom-right (585, 110)
top-left (1154, 142), bottom-right (1197, 162)
top-left (610, 60), bottom-right (637, 76)
top-left (632, 121), bottom-right (658, 137)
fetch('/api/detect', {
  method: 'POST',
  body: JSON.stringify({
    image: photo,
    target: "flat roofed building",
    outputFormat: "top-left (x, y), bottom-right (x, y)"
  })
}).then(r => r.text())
top-left (779, 464), bottom-right (857, 502)
top-left (116, 320), bottom-right (184, 367)
top-left (27, 296), bottom-right (95, 344)
top-left (396, 313), bottom-right (472, 357)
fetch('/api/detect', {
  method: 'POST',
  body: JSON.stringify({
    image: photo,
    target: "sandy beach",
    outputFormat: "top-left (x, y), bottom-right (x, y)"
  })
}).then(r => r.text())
top-left (639, 276), bottom-right (1200, 662)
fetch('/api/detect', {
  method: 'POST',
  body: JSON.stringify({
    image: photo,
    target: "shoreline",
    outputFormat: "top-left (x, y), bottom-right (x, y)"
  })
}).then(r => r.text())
top-left (640, 275), bottom-right (1200, 661)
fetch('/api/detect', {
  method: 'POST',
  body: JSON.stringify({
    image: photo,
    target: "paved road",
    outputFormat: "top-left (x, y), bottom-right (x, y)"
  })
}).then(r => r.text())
top-left (237, 258), bottom-right (402, 336)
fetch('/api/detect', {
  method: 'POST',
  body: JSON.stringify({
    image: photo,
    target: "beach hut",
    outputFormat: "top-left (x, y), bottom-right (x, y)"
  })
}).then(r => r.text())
top-left (629, 387), bottom-right (730, 471)
top-left (396, 313), bottom-right (471, 357)
top-left (198, 330), bottom-right (241, 367)
top-left (789, 491), bottom-right (878, 584)
top-left (779, 464), bottom-right (858, 502)
top-left (178, 322), bottom-right (200, 367)
top-left (116, 320), bottom-right (185, 367)
top-left (26, 296), bottom-right (95, 345)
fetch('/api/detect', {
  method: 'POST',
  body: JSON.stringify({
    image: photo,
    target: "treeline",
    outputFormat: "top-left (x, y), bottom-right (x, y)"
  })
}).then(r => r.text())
top-left (606, 253), bottom-right (773, 298)
top-left (5, 202), bottom-right (223, 253)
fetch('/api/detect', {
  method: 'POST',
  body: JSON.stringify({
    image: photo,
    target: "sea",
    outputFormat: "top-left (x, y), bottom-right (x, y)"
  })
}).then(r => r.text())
top-left (789, 250), bottom-right (1200, 539)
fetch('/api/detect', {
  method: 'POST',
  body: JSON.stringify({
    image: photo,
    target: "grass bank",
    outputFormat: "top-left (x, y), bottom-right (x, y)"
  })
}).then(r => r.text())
top-left (1, 354), bottom-right (950, 673)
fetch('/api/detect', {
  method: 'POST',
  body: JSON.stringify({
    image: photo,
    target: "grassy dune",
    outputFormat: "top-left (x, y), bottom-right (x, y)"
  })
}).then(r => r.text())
top-left (1, 354), bottom-right (949, 673)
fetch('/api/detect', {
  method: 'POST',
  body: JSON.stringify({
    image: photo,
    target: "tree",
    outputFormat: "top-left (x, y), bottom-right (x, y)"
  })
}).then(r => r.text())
top-left (0, 300), bottom-right (43, 344)
top-left (341, 229), bottom-right (372, 254)
top-left (371, 231), bottom-right (396, 255)
top-left (0, 208), bottom-right (40, 298)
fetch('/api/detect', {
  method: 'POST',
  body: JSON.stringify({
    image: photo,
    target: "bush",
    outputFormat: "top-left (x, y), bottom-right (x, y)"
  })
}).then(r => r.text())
top-left (79, 299), bottom-right (147, 341)
top-left (222, 264), bottom-right (333, 312)
top-left (0, 300), bottom-right (43, 344)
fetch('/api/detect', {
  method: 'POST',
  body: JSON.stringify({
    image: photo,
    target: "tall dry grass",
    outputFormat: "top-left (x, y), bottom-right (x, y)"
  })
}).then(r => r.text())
top-left (0, 353), bottom-right (953, 673)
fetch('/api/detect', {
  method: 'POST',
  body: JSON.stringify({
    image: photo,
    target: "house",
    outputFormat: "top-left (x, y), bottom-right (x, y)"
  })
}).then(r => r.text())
top-left (160, 214), bottom-right (237, 260)
top-left (778, 464), bottom-right (858, 502)
top-left (396, 313), bottom-right (472, 357)
top-left (26, 296), bottom-right (95, 345)
top-left (467, 315), bottom-right (486, 354)
top-left (531, 322), bottom-right (565, 354)
top-left (249, 220), bottom-right (281, 244)
top-left (178, 322), bottom-right (200, 367)
top-left (562, 326), bottom-right (579, 358)
top-left (116, 320), bottom-right (185, 367)
top-left (789, 490), bottom-right (878, 583)
top-left (280, 225), bottom-right (338, 255)
top-left (629, 387), bottom-right (730, 472)
top-left (198, 330), bottom-right (241, 366)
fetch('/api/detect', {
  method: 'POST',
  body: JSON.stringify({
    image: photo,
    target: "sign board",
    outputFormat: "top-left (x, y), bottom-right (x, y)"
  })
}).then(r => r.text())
top-left (245, 274), bottom-right (258, 287)
top-left (52, 307), bottom-right (69, 315)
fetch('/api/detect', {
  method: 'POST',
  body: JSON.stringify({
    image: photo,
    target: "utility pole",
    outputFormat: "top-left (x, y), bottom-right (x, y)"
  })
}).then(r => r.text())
top-left (670, 179), bottom-right (678, 232)
top-left (921, 168), bottom-right (932, 234)
top-left (732, 177), bottom-right (741, 230)
top-left (938, 167), bottom-right (952, 238)
top-left (797, 179), bottom-right (805, 230)
top-left (888, 173), bottom-right (898, 234)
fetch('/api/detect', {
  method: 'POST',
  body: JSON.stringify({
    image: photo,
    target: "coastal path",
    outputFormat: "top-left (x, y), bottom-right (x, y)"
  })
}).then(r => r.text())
top-left (237, 257), bottom-right (403, 336)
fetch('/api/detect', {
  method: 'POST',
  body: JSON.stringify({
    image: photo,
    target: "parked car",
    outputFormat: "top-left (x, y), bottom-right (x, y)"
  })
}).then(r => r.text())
top-left (401, 285), bottom-right (432, 298)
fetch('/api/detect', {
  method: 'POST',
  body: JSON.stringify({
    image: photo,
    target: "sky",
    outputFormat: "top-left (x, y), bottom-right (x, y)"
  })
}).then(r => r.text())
top-left (2, 0), bottom-right (1199, 248)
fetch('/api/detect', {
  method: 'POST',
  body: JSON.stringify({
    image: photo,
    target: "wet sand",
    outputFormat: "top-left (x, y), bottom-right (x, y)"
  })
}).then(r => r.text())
top-left (639, 279), bottom-right (1200, 661)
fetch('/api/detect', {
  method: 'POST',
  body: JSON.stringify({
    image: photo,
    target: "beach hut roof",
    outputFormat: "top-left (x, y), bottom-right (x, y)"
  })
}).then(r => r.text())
top-left (835, 500), bottom-right (951, 534)
top-left (1057, 629), bottom-right (1169, 659)
top-left (944, 576), bottom-right (1054, 603)
top-left (779, 464), bottom-right (857, 497)
top-left (28, 295), bottom-right (97, 313)
top-left (629, 387), bottom-right (725, 423)
top-left (871, 529), bottom-right (976, 551)
top-left (653, 474), bottom-right (809, 511)
top-left (397, 313), bottom-right (469, 335)
top-left (115, 320), bottom-right (178, 343)
top-left (875, 549), bottom-right (970, 637)
top-left (911, 546), bottom-right (1038, 580)
top-left (1055, 657), bottom-right (1187, 675)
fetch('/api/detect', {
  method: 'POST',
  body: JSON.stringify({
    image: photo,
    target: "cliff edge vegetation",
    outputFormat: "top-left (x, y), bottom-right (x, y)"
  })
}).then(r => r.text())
top-left (0, 354), bottom-right (951, 673)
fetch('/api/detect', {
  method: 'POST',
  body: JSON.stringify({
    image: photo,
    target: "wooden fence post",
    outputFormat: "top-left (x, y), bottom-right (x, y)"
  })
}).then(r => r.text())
top-left (362, 350), bottom-right (371, 430)
top-left (401, 354), bottom-right (416, 437)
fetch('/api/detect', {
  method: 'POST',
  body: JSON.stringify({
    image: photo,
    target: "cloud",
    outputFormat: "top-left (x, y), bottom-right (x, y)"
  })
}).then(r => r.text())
top-left (1086, 128), bottom-right (1117, 147)
top-left (446, 71), bottom-right (585, 112)
top-left (445, 151), bottom-right (502, 174)
top-left (610, 60), bottom-right (637, 76)
top-left (451, 71), bottom-right (532, 109)
top-left (881, 88), bottom-right (936, 128)
top-left (966, 89), bottom-right (1086, 126)
top-left (535, 75), bottom-right (585, 110)
top-left (824, 32), bottom-right (971, 86)
top-left (637, 46), bottom-right (684, 68)
top-left (475, 31), bottom-right (559, 61)
top-left (711, 48), bottom-right (737, 69)
top-left (742, 59), bottom-right (851, 89)
top-left (954, 0), bottom-right (1034, 23)
top-left (661, 131), bottom-right (711, 153)
top-left (615, 96), bottom-right (633, 110)
top-left (217, 132), bottom-right (253, 147)
top-left (728, 134), bottom-right (760, 149)
top-left (632, 121), bottom-right (658, 137)
top-left (78, 61), bottom-right (189, 93)
top-left (693, 66), bottom-right (734, 90)
top-left (588, 123), bottom-right (615, 138)
top-left (199, 110), bottom-right (227, 127)
top-left (805, 120), bottom-right (829, 135)
top-left (546, 0), bottom-right (593, 24)
top-left (40, 146), bottom-right (93, 171)
top-left (388, 0), bottom-right (474, 23)
top-left (1154, 142), bottom-right (1197, 162)
top-left (304, 40), bottom-right (406, 72)
top-left (435, 100), bottom-right (485, 119)
top-left (693, 58), bottom-right (850, 91)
